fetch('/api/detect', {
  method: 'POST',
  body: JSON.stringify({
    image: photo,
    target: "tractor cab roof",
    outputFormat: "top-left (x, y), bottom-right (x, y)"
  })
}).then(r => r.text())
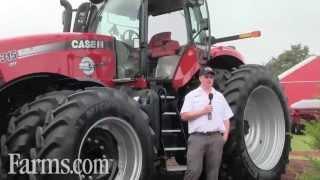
top-left (148, 0), bottom-right (184, 16)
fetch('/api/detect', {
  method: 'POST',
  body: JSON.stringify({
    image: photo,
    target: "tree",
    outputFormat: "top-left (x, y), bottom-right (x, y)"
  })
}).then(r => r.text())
top-left (266, 44), bottom-right (311, 76)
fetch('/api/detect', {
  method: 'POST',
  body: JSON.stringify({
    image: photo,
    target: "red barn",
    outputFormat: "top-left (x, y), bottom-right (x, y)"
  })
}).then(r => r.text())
top-left (279, 56), bottom-right (320, 106)
top-left (279, 56), bottom-right (320, 133)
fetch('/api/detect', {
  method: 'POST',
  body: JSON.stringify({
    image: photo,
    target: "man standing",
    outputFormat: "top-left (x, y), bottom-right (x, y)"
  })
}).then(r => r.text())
top-left (180, 66), bottom-right (233, 180)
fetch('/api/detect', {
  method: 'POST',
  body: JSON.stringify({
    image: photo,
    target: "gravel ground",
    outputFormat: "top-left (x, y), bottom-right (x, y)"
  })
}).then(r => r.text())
top-left (156, 151), bottom-right (320, 180)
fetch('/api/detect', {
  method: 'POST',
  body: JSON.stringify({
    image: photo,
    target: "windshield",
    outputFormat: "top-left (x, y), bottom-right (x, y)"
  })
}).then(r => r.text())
top-left (95, 0), bottom-right (142, 78)
top-left (96, 0), bottom-right (141, 46)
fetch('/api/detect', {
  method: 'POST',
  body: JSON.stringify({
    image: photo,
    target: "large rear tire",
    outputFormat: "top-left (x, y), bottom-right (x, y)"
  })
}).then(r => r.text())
top-left (36, 87), bottom-right (155, 180)
top-left (223, 65), bottom-right (290, 179)
top-left (0, 90), bottom-right (74, 179)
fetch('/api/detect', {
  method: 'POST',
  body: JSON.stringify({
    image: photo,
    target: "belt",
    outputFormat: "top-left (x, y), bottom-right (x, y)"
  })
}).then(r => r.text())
top-left (191, 131), bottom-right (223, 136)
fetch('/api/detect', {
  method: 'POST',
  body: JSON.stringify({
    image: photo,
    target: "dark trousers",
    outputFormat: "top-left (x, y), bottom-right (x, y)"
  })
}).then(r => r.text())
top-left (184, 133), bottom-right (225, 180)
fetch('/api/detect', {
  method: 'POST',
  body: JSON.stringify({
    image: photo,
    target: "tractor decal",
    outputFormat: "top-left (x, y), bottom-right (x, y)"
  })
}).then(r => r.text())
top-left (0, 50), bottom-right (18, 65)
top-left (71, 40), bottom-right (105, 49)
top-left (79, 56), bottom-right (96, 75)
top-left (0, 40), bottom-right (112, 67)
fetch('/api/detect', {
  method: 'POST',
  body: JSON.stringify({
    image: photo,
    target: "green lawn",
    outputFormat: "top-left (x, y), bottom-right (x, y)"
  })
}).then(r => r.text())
top-left (291, 134), bottom-right (315, 151)
top-left (291, 123), bottom-right (320, 180)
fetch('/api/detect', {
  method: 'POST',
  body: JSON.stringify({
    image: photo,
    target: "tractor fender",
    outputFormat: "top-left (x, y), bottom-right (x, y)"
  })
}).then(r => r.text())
top-left (0, 73), bottom-right (105, 94)
top-left (211, 46), bottom-right (245, 61)
top-left (0, 73), bottom-right (105, 136)
top-left (210, 46), bottom-right (245, 70)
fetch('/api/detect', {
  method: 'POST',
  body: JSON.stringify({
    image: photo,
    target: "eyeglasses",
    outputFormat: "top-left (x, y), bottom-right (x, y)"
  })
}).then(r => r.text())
top-left (204, 75), bottom-right (214, 79)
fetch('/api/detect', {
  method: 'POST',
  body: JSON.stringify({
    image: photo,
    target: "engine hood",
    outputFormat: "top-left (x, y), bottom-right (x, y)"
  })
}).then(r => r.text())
top-left (0, 33), bottom-right (116, 85)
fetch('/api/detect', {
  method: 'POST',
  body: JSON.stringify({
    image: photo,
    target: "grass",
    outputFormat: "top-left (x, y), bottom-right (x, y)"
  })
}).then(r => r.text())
top-left (295, 122), bottom-right (320, 180)
top-left (298, 170), bottom-right (320, 180)
top-left (291, 134), bottom-right (315, 151)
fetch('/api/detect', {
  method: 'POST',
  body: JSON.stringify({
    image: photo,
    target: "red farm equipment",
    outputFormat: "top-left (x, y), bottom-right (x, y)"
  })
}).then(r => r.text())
top-left (0, 0), bottom-right (291, 179)
top-left (290, 99), bottom-right (320, 134)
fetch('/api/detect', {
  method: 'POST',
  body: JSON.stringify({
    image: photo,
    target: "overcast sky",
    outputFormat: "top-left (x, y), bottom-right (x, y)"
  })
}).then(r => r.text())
top-left (0, 0), bottom-right (319, 64)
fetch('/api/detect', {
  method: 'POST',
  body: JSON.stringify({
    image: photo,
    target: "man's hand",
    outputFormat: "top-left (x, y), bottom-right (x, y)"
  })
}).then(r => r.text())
top-left (223, 120), bottom-right (230, 143)
top-left (223, 133), bottom-right (228, 143)
top-left (181, 105), bottom-right (213, 121)
top-left (201, 105), bottom-right (213, 114)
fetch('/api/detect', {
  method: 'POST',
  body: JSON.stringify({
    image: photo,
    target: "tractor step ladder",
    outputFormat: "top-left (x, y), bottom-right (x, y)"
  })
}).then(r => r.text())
top-left (160, 94), bottom-right (188, 172)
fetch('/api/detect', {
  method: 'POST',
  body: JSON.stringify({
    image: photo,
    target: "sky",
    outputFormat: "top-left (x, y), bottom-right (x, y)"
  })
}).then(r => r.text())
top-left (0, 0), bottom-right (319, 65)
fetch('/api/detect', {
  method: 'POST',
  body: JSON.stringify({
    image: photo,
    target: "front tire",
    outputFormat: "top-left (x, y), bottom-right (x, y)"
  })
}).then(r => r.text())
top-left (0, 90), bottom-right (73, 179)
top-left (36, 87), bottom-right (155, 180)
top-left (223, 65), bottom-right (290, 179)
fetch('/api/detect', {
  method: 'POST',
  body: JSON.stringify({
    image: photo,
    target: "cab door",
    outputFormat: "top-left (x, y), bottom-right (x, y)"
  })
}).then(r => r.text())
top-left (172, 0), bottom-right (212, 90)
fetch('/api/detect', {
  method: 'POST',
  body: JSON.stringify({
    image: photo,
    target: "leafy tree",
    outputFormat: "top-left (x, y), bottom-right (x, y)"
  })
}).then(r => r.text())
top-left (266, 44), bottom-right (311, 76)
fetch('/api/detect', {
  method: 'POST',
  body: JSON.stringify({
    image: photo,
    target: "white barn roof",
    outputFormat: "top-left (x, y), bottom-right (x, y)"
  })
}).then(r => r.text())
top-left (291, 99), bottom-right (320, 109)
top-left (278, 56), bottom-right (319, 80)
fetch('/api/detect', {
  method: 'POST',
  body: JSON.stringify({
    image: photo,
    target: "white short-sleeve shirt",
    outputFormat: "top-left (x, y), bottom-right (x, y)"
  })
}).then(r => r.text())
top-left (180, 87), bottom-right (233, 134)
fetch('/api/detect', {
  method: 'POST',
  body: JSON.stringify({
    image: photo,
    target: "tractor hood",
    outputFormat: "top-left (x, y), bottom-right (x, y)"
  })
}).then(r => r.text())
top-left (0, 33), bottom-right (114, 54)
top-left (0, 33), bottom-right (116, 86)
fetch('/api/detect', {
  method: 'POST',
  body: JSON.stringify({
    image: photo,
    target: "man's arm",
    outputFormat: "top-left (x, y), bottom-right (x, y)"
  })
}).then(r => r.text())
top-left (221, 94), bottom-right (233, 142)
top-left (223, 119), bottom-right (230, 142)
top-left (180, 105), bottom-right (212, 122)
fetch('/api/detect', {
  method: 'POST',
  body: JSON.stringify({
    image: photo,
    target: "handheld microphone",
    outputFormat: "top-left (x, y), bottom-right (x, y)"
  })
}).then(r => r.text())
top-left (208, 93), bottom-right (213, 120)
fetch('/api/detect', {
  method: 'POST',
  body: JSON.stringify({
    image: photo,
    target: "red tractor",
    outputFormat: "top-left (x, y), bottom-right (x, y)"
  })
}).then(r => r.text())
top-left (0, 0), bottom-right (290, 179)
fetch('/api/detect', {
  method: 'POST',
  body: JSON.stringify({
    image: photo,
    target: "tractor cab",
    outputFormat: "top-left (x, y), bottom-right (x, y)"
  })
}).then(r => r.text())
top-left (62, 0), bottom-right (211, 83)
top-left (148, 0), bottom-right (211, 80)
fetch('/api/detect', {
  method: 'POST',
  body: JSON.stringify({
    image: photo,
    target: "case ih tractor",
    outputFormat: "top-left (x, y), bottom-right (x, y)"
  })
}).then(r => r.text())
top-left (0, 0), bottom-right (290, 179)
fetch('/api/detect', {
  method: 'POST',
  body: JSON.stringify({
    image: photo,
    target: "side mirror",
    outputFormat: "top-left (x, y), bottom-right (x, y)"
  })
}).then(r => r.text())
top-left (199, 18), bottom-right (209, 31)
top-left (60, 0), bottom-right (72, 32)
top-left (90, 0), bottom-right (105, 4)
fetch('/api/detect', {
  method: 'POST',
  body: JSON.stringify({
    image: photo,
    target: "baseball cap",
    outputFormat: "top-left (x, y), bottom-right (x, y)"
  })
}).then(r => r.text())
top-left (199, 66), bottom-right (215, 76)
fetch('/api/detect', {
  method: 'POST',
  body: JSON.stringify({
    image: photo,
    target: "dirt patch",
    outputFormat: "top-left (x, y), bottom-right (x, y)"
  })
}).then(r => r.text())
top-left (281, 151), bottom-right (320, 180)
top-left (290, 150), bottom-right (320, 158)
top-left (281, 159), bottom-right (312, 180)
